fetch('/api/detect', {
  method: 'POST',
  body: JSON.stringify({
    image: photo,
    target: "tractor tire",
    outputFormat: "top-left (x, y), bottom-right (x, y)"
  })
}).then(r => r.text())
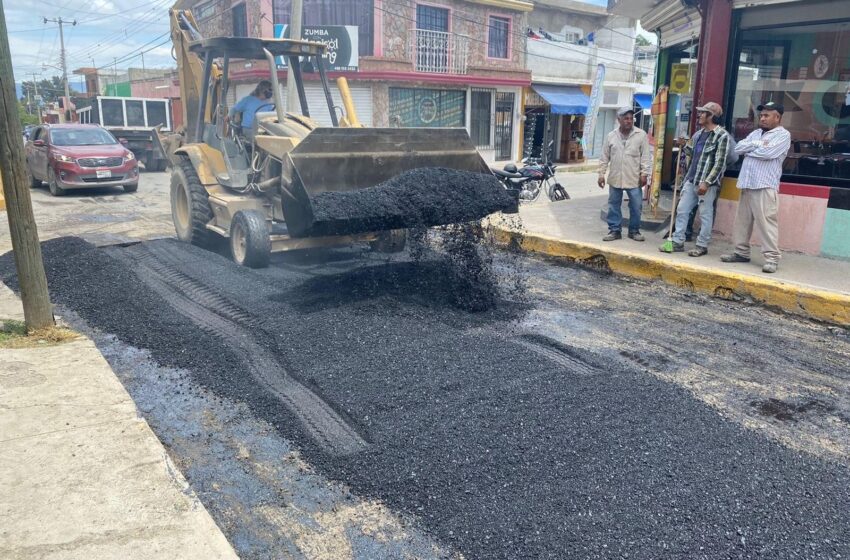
top-left (230, 210), bottom-right (271, 268)
top-left (370, 229), bottom-right (407, 253)
top-left (47, 168), bottom-right (65, 197)
top-left (171, 158), bottom-right (213, 248)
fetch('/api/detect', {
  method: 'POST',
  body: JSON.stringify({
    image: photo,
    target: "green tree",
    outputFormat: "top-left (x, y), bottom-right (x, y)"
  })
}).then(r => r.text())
top-left (20, 76), bottom-right (79, 103)
top-left (18, 102), bottom-right (39, 126)
top-left (635, 34), bottom-right (652, 47)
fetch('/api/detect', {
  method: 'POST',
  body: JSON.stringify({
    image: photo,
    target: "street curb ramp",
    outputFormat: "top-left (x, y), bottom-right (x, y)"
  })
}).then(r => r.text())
top-left (491, 227), bottom-right (850, 327)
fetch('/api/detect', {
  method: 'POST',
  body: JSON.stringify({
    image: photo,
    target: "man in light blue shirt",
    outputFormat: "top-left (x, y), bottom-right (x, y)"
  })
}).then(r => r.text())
top-left (227, 80), bottom-right (275, 132)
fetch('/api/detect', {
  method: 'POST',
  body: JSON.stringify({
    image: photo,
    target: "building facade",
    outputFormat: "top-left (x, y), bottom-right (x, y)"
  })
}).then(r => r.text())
top-left (178, 0), bottom-right (533, 164)
top-left (616, 0), bottom-right (850, 260)
top-left (524, 0), bottom-right (643, 162)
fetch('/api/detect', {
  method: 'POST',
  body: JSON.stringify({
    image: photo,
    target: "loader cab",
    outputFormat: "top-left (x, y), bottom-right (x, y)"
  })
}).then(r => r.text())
top-left (187, 36), bottom-right (337, 189)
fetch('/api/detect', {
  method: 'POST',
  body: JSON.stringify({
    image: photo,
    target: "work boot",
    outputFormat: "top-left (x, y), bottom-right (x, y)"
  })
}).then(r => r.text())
top-left (628, 231), bottom-right (645, 242)
top-left (762, 262), bottom-right (778, 273)
top-left (603, 231), bottom-right (622, 241)
top-left (688, 245), bottom-right (708, 257)
top-left (659, 242), bottom-right (684, 253)
top-left (720, 253), bottom-right (750, 263)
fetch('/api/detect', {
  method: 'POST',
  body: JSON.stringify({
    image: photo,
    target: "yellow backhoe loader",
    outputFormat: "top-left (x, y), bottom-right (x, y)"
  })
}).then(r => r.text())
top-left (161, 9), bottom-right (516, 268)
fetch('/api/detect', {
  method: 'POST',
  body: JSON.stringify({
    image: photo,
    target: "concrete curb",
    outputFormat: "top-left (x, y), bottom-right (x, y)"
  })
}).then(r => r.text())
top-left (491, 227), bottom-right (850, 327)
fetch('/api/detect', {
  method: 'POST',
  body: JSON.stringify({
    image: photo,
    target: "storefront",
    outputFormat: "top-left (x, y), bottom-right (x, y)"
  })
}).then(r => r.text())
top-left (524, 85), bottom-right (590, 163)
top-left (718, 3), bottom-right (850, 260)
top-left (629, 0), bottom-right (850, 260)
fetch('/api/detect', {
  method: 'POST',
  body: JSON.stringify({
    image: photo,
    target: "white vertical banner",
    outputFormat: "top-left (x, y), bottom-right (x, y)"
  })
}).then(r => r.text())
top-left (582, 63), bottom-right (606, 154)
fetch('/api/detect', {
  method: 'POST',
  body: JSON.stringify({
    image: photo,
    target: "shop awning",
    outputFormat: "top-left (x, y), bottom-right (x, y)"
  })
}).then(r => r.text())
top-left (634, 93), bottom-right (654, 108)
top-left (532, 85), bottom-right (589, 115)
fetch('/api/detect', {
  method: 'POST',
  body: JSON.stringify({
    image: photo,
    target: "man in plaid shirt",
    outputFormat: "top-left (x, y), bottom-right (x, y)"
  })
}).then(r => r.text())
top-left (660, 101), bottom-right (730, 257)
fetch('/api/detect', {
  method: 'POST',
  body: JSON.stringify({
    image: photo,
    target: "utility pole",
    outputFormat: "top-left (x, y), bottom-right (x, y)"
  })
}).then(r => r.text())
top-left (1, 0), bottom-right (55, 329)
top-left (30, 72), bottom-right (41, 121)
top-left (285, 0), bottom-right (303, 112)
top-left (43, 17), bottom-right (76, 100)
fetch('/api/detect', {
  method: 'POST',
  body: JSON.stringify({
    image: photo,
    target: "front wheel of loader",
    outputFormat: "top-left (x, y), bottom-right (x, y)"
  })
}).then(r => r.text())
top-left (171, 159), bottom-right (213, 248)
top-left (370, 229), bottom-right (407, 253)
top-left (230, 210), bottom-right (271, 269)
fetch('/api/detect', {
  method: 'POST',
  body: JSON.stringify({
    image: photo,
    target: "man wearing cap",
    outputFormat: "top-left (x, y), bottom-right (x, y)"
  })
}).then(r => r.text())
top-left (721, 101), bottom-right (791, 273)
top-left (660, 101), bottom-right (730, 256)
top-left (598, 107), bottom-right (652, 242)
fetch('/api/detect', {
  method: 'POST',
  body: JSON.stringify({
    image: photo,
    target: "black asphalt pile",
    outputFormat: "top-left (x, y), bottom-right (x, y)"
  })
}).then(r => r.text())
top-left (294, 168), bottom-right (518, 238)
top-left (4, 239), bottom-right (850, 559)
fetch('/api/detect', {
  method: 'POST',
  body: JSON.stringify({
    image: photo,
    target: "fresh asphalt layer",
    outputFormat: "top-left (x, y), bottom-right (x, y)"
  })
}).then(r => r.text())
top-left (2, 236), bottom-right (849, 559)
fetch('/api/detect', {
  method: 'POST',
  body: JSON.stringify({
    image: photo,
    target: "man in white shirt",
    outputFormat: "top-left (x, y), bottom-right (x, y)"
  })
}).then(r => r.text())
top-left (721, 102), bottom-right (790, 273)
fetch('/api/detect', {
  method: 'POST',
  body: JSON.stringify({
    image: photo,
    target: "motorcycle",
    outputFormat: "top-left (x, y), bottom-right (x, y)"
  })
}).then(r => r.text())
top-left (491, 158), bottom-right (569, 203)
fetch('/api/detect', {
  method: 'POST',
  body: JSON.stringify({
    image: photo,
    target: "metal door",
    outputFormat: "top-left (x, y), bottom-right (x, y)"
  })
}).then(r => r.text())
top-left (494, 92), bottom-right (514, 161)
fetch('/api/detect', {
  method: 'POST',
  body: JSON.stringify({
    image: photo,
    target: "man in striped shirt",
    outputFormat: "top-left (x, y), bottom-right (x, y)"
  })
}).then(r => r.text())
top-left (721, 102), bottom-right (791, 273)
top-left (660, 101), bottom-right (729, 257)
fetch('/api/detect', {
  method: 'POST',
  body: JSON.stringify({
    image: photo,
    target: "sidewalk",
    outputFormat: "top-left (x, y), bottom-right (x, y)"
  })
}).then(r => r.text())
top-left (0, 283), bottom-right (238, 559)
top-left (490, 172), bottom-right (850, 326)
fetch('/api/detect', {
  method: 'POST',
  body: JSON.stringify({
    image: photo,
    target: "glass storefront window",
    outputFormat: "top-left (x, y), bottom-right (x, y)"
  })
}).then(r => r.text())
top-left (728, 20), bottom-right (850, 183)
top-left (389, 88), bottom-right (466, 128)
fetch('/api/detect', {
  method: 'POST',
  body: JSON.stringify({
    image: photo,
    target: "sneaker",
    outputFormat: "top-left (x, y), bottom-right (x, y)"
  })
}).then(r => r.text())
top-left (688, 246), bottom-right (708, 257)
top-left (762, 262), bottom-right (778, 273)
top-left (603, 231), bottom-right (622, 241)
top-left (720, 253), bottom-right (750, 263)
top-left (659, 242), bottom-right (685, 253)
top-left (628, 231), bottom-right (645, 242)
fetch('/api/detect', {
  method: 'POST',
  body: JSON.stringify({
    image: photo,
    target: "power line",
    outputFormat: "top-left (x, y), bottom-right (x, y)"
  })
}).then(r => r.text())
top-left (67, 0), bottom-right (172, 62)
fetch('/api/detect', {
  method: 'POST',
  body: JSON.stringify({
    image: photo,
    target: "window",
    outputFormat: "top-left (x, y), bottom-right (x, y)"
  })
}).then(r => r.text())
top-left (417, 5), bottom-right (449, 32)
top-left (146, 101), bottom-right (168, 129)
top-left (195, 1), bottom-right (216, 20)
top-left (488, 16), bottom-right (510, 59)
top-left (471, 89), bottom-right (493, 147)
top-left (389, 87), bottom-right (465, 128)
top-left (727, 20), bottom-right (850, 183)
top-left (126, 100), bottom-right (145, 127)
top-left (232, 3), bottom-right (248, 37)
top-left (101, 99), bottom-right (125, 127)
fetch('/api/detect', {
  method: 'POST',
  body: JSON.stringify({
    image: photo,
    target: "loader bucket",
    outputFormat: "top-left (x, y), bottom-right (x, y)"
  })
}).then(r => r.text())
top-left (280, 127), bottom-right (517, 238)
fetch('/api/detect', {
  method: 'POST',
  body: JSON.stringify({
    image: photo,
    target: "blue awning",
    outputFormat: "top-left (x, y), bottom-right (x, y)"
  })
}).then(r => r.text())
top-left (634, 93), bottom-right (653, 108)
top-left (532, 85), bottom-right (589, 115)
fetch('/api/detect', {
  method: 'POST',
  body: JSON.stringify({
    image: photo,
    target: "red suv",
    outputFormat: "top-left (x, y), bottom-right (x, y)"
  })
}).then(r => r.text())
top-left (25, 124), bottom-right (139, 196)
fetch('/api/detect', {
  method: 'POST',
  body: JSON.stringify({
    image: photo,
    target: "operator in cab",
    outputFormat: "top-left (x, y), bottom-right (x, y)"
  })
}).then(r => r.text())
top-left (227, 80), bottom-right (274, 134)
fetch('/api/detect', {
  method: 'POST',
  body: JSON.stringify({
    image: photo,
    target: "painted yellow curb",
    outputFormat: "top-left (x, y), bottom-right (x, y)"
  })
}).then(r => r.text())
top-left (492, 227), bottom-right (850, 327)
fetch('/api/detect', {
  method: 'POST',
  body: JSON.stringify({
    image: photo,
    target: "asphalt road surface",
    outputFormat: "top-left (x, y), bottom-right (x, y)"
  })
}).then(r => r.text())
top-left (2, 227), bottom-right (849, 560)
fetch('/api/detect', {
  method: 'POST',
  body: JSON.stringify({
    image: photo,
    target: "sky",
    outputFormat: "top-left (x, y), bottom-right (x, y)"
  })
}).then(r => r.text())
top-left (4, 0), bottom-right (175, 88)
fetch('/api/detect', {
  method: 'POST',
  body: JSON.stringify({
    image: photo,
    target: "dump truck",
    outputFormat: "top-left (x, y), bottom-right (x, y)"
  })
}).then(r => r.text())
top-left (162, 9), bottom-right (516, 268)
top-left (77, 96), bottom-right (172, 172)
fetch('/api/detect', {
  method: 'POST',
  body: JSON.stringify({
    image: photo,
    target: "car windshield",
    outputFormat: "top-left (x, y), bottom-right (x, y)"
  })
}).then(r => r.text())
top-left (51, 128), bottom-right (118, 146)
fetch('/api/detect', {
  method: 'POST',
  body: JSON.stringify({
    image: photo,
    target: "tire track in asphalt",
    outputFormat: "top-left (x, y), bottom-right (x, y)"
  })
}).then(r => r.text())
top-left (111, 243), bottom-right (369, 457)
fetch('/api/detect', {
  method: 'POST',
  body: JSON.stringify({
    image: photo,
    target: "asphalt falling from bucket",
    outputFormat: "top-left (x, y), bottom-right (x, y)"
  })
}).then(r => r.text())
top-left (295, 168), bottom-right (518, 238)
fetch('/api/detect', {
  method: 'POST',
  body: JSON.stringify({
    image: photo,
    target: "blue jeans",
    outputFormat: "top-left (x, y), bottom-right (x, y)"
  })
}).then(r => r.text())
top-left (607, 186), bottom-right (643, 233)
top-left (671, 180), bottom-right (719, 248)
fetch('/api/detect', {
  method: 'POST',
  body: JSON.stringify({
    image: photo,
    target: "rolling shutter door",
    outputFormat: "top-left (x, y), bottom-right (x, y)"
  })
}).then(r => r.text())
top-left (303, 82), bottom-right (373, 127)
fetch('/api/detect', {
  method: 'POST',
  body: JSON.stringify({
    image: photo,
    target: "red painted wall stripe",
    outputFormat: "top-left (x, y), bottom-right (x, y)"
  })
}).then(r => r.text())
top-left (778, 182), bottom-right (831, 199)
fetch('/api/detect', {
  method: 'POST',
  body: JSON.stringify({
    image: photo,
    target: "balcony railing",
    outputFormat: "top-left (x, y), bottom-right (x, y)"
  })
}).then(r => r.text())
top-left (409, 28), bottom-right (469, 75)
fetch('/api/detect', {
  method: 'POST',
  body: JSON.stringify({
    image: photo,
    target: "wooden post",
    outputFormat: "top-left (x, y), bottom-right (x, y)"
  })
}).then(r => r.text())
top-left (0, 0), bottom-right (54, 330)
